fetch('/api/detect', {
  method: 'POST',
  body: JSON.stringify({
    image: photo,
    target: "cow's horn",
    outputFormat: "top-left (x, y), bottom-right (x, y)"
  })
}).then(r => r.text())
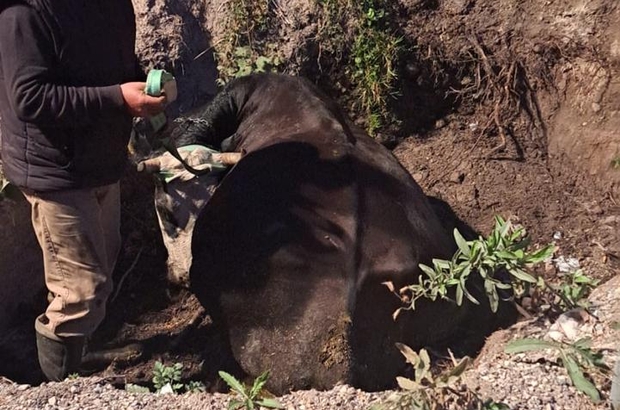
top-left (137, 158), bottom-right (161, 173)
top-left (214, 152), bottom-right (242, 165)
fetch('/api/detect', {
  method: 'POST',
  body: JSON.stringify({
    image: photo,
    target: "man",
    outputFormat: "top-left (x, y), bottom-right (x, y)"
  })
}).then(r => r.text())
top-left (0, 0), bottom-right (166, 381)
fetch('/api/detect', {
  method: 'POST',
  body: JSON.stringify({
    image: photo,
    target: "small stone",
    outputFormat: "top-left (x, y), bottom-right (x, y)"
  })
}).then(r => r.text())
top-left (449, 171), bottom-right (465, 184)
top-left (591, 102), bottom-right (601, 112)
top-left (17, 384), bottom-right (30, 391)
top-left (48, 397), bottom-right (57, 406)
top-left (601, 216), bottom-right (620, 225)
top-left (70, 386), bottom-right (78, 393)
top-left (434, 118), bottom-right (447, 129)
top-left (588, 204), bottom-right (603, 215)
top-left (444, 0), bottom-right (472, 14)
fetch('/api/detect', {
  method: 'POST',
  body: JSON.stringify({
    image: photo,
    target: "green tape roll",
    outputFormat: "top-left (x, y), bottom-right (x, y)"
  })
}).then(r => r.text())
top-left (145, 69), bottom-right (176, 133)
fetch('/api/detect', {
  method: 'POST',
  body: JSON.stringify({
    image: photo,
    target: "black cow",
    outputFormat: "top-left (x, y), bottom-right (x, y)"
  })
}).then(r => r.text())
top-left (142, 73), bottom-right (500, 394)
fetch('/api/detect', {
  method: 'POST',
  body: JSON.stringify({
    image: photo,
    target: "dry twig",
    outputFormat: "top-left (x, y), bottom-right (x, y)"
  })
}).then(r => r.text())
top-left (110, 247), bottom-right (144, 305)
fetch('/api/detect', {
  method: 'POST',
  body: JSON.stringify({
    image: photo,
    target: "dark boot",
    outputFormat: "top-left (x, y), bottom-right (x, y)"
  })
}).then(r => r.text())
top-left (36, 332), bottom-right (84, 381)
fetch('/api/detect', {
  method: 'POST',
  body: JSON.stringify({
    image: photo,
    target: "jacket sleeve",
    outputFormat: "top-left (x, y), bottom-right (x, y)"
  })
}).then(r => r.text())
top-left (0, 5), bottom-right (126, 128)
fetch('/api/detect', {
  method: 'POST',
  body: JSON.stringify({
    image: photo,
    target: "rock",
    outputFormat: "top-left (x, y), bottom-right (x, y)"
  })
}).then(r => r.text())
top-left (449, 171), bottom-right (465, 184)
top-left (547, 308), bottom-right (590, 342)
top-left (553, 256), bottom-right (580, 273)
top-left (434, 118), bottom-right (447, 129)
top-left (444, 0), bottom-right (472, 14)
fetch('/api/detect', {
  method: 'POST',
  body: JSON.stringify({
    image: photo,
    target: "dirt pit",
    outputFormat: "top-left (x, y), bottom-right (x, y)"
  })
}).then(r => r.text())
top-left (0, 0), bottom-right (619, 403)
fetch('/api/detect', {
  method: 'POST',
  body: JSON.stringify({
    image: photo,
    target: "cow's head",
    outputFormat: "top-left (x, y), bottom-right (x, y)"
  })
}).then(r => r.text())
top-left (138, 146), bottom-right (241, 286)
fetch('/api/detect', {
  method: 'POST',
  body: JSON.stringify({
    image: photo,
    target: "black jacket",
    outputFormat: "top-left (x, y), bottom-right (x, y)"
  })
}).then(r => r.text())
top-left (0, 0), bottom-right (140, 191)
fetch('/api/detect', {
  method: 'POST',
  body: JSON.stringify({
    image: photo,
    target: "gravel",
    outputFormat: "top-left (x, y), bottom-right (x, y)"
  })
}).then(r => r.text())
top-left (2, 277), bottom-right (617, 410)
top-left (0, 379), bottom-right (387, 410)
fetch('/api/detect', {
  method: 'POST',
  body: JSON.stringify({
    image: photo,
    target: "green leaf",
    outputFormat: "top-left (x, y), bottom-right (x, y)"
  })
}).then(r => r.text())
top-left (509, 268), bottom-right (537, 284)
top-left (432, 258), bottom-right (451, 271)
top-left (228, 398), bottom-right (244, 410)
top-left (234, 47), bottom-right (251, 57)
top-left (562, 354), bottom-right (601, 402)
top-left (496, 250), bottom-right (517, 260)
top-left (528, 247), bottom-right (555, 264)
top-left (256, 398), bottom-right (285, 409)
top-left (250, 371), bottom-right (270, 399)
top-left (415, 349), bottom-right (431, 382)
top-left (219, 371), bottom-right (247, 397)
top-left (510, 236), bottom-right (531, 251)
top-left (505, 338), bottom-right (557, 354)
top-left (454, 228), bottom-right (471, 257)
top-left (396, 376), bottom-right (421, 391)
top-left (395, 343), bottom-right (420, 366)
top-left (497, 217), bottom-right (511, 237)
top-left (419, 263), bottom-right (437, 278)
top-left (255, 56), bottom-right (271, 72)
top-left (437, 356), bottom-right (470, 387)
top-left (455, 283), bottom-right (464, 306)
top-left (470, 241), bottom-right (482, 263)
top-left (495, 281), bottom-right (512, 290)
top-left (572, 338), bottom-right (592, 350)
top-left (485, 281), bottom-right (499, 312)
top-left (460, 264), bottom-right (472, 279)
top-left (461, 278), bottom-right (480, 305)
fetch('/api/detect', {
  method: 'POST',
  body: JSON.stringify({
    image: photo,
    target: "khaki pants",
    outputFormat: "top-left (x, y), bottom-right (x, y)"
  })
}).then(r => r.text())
top-left (23, 183), bottom-right (121, 341)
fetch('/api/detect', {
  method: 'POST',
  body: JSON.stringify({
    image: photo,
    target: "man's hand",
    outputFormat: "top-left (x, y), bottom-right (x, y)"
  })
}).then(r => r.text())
top-left (120, 82), bottom-right (166, 117)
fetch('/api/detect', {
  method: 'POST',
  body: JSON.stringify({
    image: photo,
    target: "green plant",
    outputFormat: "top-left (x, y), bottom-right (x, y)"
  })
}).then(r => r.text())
top-left (316, 0), bottom-right (349, 62)
top-left (505, 337), bottom-right (609, 402)
top-left (611, 156), bottom-right (620, 169)
top-left (186, 380), bottom-right (207, 393)
top-left (66, 373), bottom-right (79, 380)
top-left (132, 362), bottom-right (206, 394)
top-left (218, 370), bottom-right (283, 410)
top-left (371, 344), bottom-right (510, 410)
top-left (389, 216), bottom-right (554, 316)
top-left (348, 0), bottom-right (402, 135)
top-left (395, 344), bottom-right (470, 390)
top-left (556, 269), bottom-right (599, 309)
top-left (315, 0), bottom-right (402, 136)
top-left (214, 0), bottom-right (282, 85)
top-left (218, 46), bottom-right (282, 84)
top-left (152, 361), bottom-right (184, 393)
top-left (481, 400), bottom-right (511, 410)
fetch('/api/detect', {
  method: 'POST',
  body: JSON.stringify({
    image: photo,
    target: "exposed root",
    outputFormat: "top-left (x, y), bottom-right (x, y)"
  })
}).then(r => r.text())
top-left (110, 247), bottom-right (144, 305)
